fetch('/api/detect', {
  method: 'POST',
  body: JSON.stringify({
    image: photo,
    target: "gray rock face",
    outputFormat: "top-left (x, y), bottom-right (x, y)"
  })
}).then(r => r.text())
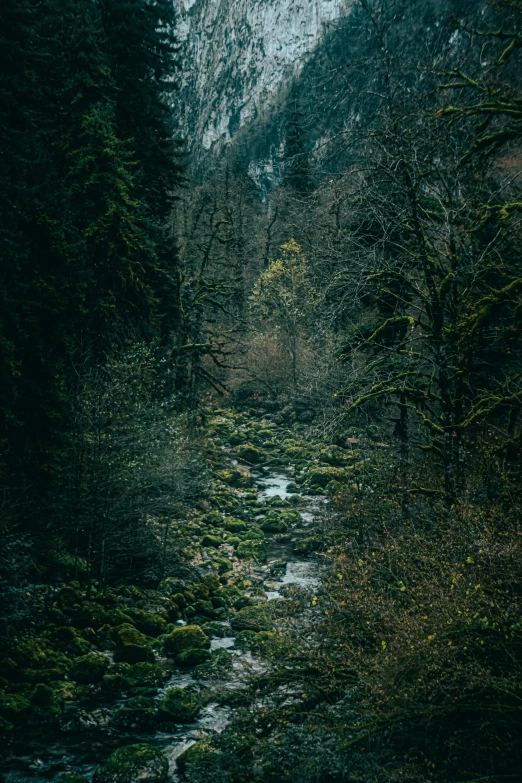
top-left (175, 0), bottom-right (353, 152)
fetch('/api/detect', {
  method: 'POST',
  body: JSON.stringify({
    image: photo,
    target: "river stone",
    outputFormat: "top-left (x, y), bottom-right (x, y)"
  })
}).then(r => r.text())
top-left (124, 609), bottom-right (166, 638)
top-left (157, 688), bottom-right (202, 722)
top-left (113, 624), bottom-right (152, 664)
top-left (236, 443), bottom-right (264, 464)
top-left (162, 625), bottom-right (210, 657)
top-left (230, 605), bottom-right (272, 632)
top-left (93, 744), bottom-right (168, 783)
top-left (69, 653), bottom-right (109, 684)
top-left (176, 738), bottom-right (217, 775)
top-left (176, 648), bottom-right (211, 667)
top-left (237, 539), bottom-right (267, 561)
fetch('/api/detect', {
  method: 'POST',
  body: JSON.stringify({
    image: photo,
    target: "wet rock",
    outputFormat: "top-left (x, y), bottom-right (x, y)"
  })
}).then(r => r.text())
top-left (60, 775), bottom-right (90, 783)
top-left (293, 536), bottom-right (321, 554)
top-left (124, 609), bottom-right (167, 638)
top-left (163, 625), bottom-right (210, 657)
top-left (236, 443), bottom-right (264, 464)
top-left (224, 516), bottom-right (246, 533)
top-left (157, 688), bottom-right (202, 722)
top-left (93, 744), bottom-right (168, 783)
top-left (260, 512), bottom-right (288, 533)
top-left (230, 605), bottom-right (272, 632)
top-left (113, 624), bottom-right (153, 664)
top-left (237, 540), bottom-right (267, 561)
top-left (176, 738), bottom-right (217, 776)
top-left (201, 534), bottom-right (223, 549)
top-left (111, 697), bottom-right (157, 732)
top-left (175, 648), bottom-right (211, 667)
top-left (69, 653), bottom-right (109, 684)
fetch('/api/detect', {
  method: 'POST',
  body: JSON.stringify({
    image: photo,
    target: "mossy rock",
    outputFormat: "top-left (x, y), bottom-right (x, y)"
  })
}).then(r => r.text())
top-left (202, 511), bottom-right (224, 525)
top-left (175, 648), bottom-right (211, 667)
top-left (163, 625), bottom-right (210, 657)
top-left (176, 738), bottom-right (218, 776)
top-left (200, 534), bottom-right (223, 549)
top-left (111, 698), bottom-right (157, 732)
top-left (66, 636), bottom-right (93, 657)
top-left (236, 444), bottom-right (264, 464)
top-left (200, 621), bottom-right (227, 638)
top-left (222, 534), bottom-right (241, 548)
top-left (224, 517), bottom-right (246, 533)
top-left (10, 638), bottom-right (52, 669)
top-left (260, 513), bottom-right (288, 533)
top-left (251, 632), bottom-right (289, 658)
top-left (193, 600), bottom-right (217, 619)
top-left (280, 509), bottom-right (302, 525)
top-left (157, 688), bottom-right (202, 722)
top-left (0, 693), bottom-right (32, 726)
top-left (308, 467), bottom-right (349, 488)
top-left (69, 653), bottom-right (109, 684)
top-left (264, 495), bottom-right (291, 508)
top-left (29, 682), bottom-right (62, 719)
top-left (93, 744), bottom-right (168, 783)
top-left (104, 609), bottom-right (134, 627)
top-left (293, 536), bottom-right (321, 554)
top-left (172, 592), bottom-right (187, 609)
top-left (237, 539), bottom-right (267, 562)
top-left (113, 624), bottom-right (152, 664)
top-left (231, 605), bottom-right (272, 632)
top-left (67, 601), bottom-right (109, 629)
top-left (216, 558), bottom-right (233, 575)
top-left (288, 494), bottom-right (304, 506)
top-left (234, 630), bottom-right (257, 648)
top-left (229, 431), bottom-right (247, 446)
top-left (125, 609), bottom-right (166, 638)
top-left (240, 526), bottom-right (265, 541)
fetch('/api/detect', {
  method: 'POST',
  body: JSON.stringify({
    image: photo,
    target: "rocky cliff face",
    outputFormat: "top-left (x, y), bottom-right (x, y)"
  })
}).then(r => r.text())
top-left (174, 0), bottom-right (353, 154)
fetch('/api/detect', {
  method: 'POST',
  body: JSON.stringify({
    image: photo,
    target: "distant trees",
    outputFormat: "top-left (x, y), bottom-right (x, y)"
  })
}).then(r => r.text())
top-left (0, 0), bottom-right (184, 585)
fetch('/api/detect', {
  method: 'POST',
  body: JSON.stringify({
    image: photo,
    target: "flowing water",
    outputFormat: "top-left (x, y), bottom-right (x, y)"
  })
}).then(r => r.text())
top-left (2, 468), bottom-right (327, 783)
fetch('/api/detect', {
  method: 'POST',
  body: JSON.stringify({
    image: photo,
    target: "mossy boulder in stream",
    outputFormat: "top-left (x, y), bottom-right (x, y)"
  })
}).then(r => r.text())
top-left (157, 688), bottom-right (202, 722)
top-left (111, 697), bottom-right (157, 732)
top-left (224, 516), bottom-right (246, 533)
top-left (236, 443), bottom-right (264, 464)
top-left (237, 539), bottom-right (267, 561)
top-left (102, 662), bottom-right (163, 693)
top-left (124, 609), bottom-right (166, 638)
top-left (93, 744), bottom-right (168, 783)
top-left (176, 738), bottom-right (218, 776)
top-left (69, 653), bottom-right (109, 684)
top-left (163, 625), bottom-right (210, 657)
top-left (260, 511), bottom-right (288, 533)
top-left (113, 624), bottom-right (152, 664)
top-left (175, 648), bottom-right (211, 667)
top-left (231, 604), bottom-right (272, 632)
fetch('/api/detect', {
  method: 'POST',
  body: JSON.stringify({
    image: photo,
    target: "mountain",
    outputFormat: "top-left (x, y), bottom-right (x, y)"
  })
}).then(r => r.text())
top-left (174, 0), bottom-right (353, 156)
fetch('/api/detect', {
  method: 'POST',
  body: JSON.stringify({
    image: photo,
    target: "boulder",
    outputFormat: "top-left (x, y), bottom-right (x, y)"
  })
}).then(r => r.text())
top-left (124, 609), bottom-right (166, 638)
top-left (111, 698), bottom-right (157, 732)
top-left (175, 648), bottom-right (211, 667)
top-left (200, 535), bottom-right (223, 549)
top-left (224, 517), bottom-right (246, 533)
top-left (69, 653), bottom-right (109, 684)
top-left (231, 605), bottom-right (272, 632)
top-left (236, 444), bottom-right (264, 464)
top-left (157, 688), bottom-right (202, 723)
top-left (176, 738), bottom-right (216, 776)
top-left (237, 540), bottom-right (267, 562)
top-left (113, 624), bottom-right (152, 664)
top-left (162, 625), bottom-right (210, 658)
top-left (93, 744), bottom-right (168, 783)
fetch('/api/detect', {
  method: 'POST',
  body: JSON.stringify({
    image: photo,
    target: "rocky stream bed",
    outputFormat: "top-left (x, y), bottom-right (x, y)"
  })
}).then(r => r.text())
top-left (1, 460), bottom-right (331, 783)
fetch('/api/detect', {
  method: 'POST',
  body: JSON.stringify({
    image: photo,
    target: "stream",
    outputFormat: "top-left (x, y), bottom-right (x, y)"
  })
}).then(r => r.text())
top-left (2, 467), bottom-right (328, 783)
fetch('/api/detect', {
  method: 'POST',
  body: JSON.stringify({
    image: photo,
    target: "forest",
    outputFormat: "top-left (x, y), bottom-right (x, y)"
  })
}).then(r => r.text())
top-left (0, 0), bottom-right (521, 782)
